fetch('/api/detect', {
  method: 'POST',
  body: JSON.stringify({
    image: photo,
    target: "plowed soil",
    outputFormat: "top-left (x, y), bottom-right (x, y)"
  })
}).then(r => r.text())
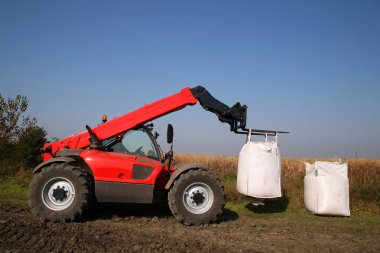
top-left (1, 200), bottom-right (379, 253)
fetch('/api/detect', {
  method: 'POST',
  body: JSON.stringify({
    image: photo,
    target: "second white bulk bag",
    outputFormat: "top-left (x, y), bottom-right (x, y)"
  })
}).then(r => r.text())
top-left (237, 131), bottom-right (281, 198)
top-left (304, 161), bottom-right (350, 216)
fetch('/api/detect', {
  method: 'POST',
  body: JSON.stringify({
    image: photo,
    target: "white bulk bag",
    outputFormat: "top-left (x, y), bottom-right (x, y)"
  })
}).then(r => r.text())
top-left (304, 161), bottom-right (350, 216)
top-left (237, 131), bottom-right (282, 198)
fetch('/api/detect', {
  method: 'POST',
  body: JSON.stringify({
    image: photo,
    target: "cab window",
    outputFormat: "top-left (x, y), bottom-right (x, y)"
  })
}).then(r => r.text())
top-left (110, 128), bottom-right (159, 161)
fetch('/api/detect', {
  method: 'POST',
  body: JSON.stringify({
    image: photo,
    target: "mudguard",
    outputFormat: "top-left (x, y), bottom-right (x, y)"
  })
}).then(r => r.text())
top-left (165, 163), bottom-right (208, 190)
top-left (33, 157), bottom-right (76, 174)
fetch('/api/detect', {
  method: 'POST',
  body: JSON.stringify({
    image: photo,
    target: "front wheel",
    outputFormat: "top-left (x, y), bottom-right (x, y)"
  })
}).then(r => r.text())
top-left (28, 163), bottom-right (92, 222)
top-left (168, 169), bottom-right (225, 225)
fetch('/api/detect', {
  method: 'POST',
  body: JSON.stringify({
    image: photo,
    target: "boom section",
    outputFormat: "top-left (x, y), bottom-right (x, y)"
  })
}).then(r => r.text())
top-left (47, 87), bottom-right (198, 154)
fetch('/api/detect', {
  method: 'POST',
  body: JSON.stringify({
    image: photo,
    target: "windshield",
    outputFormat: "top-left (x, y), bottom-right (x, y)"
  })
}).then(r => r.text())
top-left (108, 128), bottom-right (160, 161)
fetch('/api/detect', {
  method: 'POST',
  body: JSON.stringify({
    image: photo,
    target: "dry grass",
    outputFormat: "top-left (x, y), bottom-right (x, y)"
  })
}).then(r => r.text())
top-left (174, 154), bottom-right (380, 215)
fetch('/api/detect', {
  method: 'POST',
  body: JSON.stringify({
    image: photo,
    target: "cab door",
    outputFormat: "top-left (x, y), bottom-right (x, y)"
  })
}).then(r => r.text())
top-left (82, 128), bottom-right (164, 203)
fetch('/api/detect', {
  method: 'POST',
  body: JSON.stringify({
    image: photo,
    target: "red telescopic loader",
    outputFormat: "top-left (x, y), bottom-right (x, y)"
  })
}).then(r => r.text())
top-left (28, 86), bottom-right (286, 225)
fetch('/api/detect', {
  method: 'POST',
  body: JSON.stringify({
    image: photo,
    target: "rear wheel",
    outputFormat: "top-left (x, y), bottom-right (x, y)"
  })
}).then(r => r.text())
top-left (168, 169), bottom-right (225, 225)
top-left (28, 163), bottom-right (92, 222)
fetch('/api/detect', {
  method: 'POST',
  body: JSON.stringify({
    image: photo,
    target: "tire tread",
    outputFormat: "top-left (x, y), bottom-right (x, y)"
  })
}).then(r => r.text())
top-left (28, 162), bottom-right (92, 222)
top-left (168, 169), bottom-right (225, 226)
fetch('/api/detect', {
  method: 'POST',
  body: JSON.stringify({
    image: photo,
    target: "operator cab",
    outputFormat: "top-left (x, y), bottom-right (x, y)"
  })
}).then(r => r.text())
top-left (103, 126), bottom-right (162, 162)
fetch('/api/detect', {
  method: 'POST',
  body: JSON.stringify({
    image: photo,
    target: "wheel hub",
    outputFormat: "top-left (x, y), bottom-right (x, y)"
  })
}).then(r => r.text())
top-left (52, 186), bottom-right (68, 201)
top-left (42, 177), bottom-right (75, 211)
top-left (192, 191), bottom-right (205, 205)
top-left (183, 182), bottom-right (214, 214)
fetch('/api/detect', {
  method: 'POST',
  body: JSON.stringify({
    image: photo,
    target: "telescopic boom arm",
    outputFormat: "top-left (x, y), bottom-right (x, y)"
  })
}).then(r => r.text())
top-left (43, 86), bottom-right (287, 156)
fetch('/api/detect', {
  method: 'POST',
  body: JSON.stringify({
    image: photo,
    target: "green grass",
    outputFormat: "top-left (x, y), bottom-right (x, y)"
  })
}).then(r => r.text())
top-left (0, 177), bottom-right (29, 200)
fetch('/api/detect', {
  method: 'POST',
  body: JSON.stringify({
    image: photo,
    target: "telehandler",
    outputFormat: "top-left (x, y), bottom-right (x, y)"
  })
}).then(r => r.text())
top-left (29, 86), bottom-right (285, 225)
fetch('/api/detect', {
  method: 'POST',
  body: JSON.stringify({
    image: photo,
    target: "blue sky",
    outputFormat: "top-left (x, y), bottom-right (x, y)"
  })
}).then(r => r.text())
top-left (1, 0), bottom-right (379, 157)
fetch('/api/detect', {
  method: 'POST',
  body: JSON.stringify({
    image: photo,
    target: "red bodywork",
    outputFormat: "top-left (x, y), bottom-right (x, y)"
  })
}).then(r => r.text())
top-left (42, 87), bottom-right (198, 194)
top-left (79, 150), bottom-right (168, 190)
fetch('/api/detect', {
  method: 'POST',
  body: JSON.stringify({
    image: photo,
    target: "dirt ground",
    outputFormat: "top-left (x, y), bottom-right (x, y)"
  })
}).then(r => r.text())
top-left (1, 200), bottom-right (379, 253)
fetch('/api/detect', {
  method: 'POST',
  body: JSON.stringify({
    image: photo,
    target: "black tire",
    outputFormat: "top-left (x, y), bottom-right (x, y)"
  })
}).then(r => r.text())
top-left (28, 163), bottom-right (92, 222)
top-left (168, 169), bottom-right (225, 225)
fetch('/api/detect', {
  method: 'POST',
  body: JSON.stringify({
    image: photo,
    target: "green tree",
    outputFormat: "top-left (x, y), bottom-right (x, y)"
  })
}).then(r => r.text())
top-left (16, 126), bottom-right (47, 167)
top-left (0, 93), bottom-right (46, 174)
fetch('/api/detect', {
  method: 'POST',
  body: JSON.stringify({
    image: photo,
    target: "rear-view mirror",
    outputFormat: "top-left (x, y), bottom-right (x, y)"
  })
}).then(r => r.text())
top-left (167, 124), bottom-right (174, 144)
